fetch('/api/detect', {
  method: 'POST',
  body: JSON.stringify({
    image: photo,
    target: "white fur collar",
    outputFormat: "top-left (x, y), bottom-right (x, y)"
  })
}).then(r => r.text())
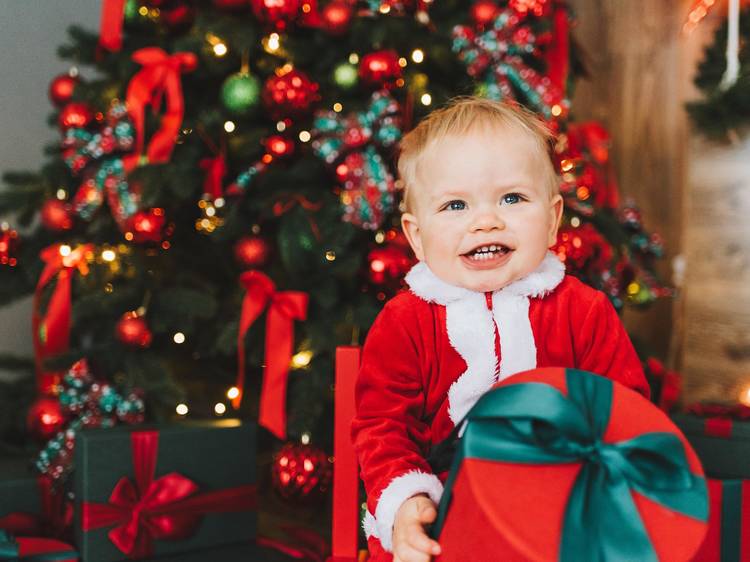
top-left (404, 251), bottom-right (565, 304)
top-left (405, 251), bottom-right (565, 425)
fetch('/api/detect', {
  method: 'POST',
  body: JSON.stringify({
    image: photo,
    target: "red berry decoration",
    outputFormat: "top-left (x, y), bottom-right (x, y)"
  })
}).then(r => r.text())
top-left (251, 0), bottom-right (301, 30)
top-left (234, 235), bottom-right (272, 269)
top-left (160, 1), bottom-right (197, 30)
top-left (262, 68), bottom-right (320, 120)
top-left (115, 311), bottom-right (153, 348)
top-left (322, 0), bottom-right (354, 35)
top-left (125, 208), bottom-right (168, 244)
top-left (0, 224), bottom-right (20, 267)
top-left (264, 135), bottom-right (295, 158)
top-left (470, 0), bottom-right (500, 27)
top-left (58, 102), bottom-right (94, 130)
top-left (26, 396), bottom-right (65, 442)
top-left (358, 50), bottom-right (403, 89)
top-left (40, 199), bottom-right (74, 232)
top-left (48, 73), bottom-right (78, 107)
top-left (272, 442), bottom-right (332, 503)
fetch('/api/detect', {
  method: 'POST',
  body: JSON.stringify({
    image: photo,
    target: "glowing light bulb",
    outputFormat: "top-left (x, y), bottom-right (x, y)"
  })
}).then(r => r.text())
top-left (173, 332), bottom-right (185, 344)
top-left (420, 93), bottom-right (432, 106)
top-left (411, 49), bottom-right (425, 63)
top-left (301, 432), bottom-right (311, 444)
top-left (224, 121), bottom-right (236, 133)
top-left (214, 403), bottom-right (227, 415)
top-left (176, 404), bottom-right (188, 415)
top-left (292, 350), bottom-right (313, 368)
top-left (59, 245), bottom-right (72, 257)
top-left (56, 188), bottom-right (67, 200)
top-left (298, 130), bottom-right (311, 142)
top-left (227, 387), bottom-right (240, 400)
top-left (101, 249), bottom-right (116, 262)
top-left (213, 42), bottom-right (228, 56)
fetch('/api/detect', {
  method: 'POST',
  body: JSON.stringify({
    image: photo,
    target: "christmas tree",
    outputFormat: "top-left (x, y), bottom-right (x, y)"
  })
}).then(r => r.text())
top-left (0, 0), bottom-right (670, 500)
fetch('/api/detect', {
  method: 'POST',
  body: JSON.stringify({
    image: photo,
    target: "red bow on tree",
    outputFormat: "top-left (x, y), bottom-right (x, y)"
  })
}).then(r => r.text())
top-left (235, 271), bottom-right (308, 440)
top-left (32, 244), bottom-right (94, 394)
top-left (123, 48), bottom-right (197, 172)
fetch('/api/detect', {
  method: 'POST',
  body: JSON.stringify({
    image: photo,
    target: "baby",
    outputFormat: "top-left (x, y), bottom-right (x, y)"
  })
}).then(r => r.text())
top-left (351, 97), bottom-right (649, 562)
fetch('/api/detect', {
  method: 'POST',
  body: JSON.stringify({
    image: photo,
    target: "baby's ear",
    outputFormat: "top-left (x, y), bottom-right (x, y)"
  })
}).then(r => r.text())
top-left (401, 212), bottom-right (425, 261)
top-left (547, 194), bottom-right (564, 246)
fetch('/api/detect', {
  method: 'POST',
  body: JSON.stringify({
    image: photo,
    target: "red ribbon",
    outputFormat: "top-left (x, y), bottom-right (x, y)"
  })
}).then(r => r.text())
top-left (99, 0), bottom-right (126, 52)
top-left (544, 4), bottom-right (569, 96)
top-left (687, 403), bottom-right (750, 439)
top-left (0, 476), bottom-right (72, 539)
top-left (32, 244), bottom-right (93, 393)
top-left (81, 430), bottom-right (256, 559)
top-left (235, 271), bottom-right (308, 440)
top-left (123, 48), bottom-right (197, 172)
top-left (199, 154), bottom-right (226, 200)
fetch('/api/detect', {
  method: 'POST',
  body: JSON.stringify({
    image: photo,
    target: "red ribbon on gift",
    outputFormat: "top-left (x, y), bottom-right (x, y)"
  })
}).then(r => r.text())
top-left (0, 476), bottom-right (73, 540)
top-left (99, 0), bottom-right (126, 52)
top-left (234, 271), bottom-right (308, 440)
top-left (687, 403), bottom-right (750, 439)
top-left (199, 154), bottom-right (226, 200)
top-left (123, 48), bottom-right (197, 172)
top-left (81, 430), bottom-right (256, 559)
top-left (32, 244), bottom-right (93, 393)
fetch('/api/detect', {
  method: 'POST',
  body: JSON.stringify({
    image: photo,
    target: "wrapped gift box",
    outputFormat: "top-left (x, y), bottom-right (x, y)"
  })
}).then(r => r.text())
top-left (672, 411), bottom-right (750, 479)
top-left (0, 530), bottom-right (77, 562)
top-left (74, 419), bottom-right (256, 562)
top-left (432, 367), bottom-right (710, 562)
top-left (0, 477), bottom-right (42, 534)
top-left (691, 479), bottom-right (750, 562)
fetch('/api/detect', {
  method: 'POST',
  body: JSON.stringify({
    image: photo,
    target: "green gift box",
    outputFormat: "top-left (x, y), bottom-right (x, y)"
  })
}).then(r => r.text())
top-left (672, 412), bottom-right (750, 479)
top-left (0, 477), bottom-right (41, 532)
top-left (74, 420), bottom-right (257, 562)
top-left (137, 541), bottom-right (301, 562)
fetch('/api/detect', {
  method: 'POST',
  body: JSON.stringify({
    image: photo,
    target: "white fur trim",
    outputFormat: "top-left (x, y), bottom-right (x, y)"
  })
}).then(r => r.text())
top-left (406, 252), bottom-right (565, 425)
top-left (362, 510), bottom-right (377, 539)
top-left (367, 470), bottom-right (444, 552)
top-left (445, 292), bottom-right (497, 425)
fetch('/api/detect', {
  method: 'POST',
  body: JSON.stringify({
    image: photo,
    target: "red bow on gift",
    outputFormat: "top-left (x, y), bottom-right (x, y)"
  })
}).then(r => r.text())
top-left (82, 430), bottom-right (256, 559)
top-left (123, 48), bottom-right (197, 172)
top-left (235, 271), bottom-right (308, 440)
top-left (32, 244), bottom-right (94, 394)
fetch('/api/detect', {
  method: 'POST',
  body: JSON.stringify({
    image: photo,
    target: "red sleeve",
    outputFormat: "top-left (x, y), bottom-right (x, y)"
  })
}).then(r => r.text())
top-left (351, 298), bottom-right (442, 551)
top-left (574, 290), bottom-right (650, 399)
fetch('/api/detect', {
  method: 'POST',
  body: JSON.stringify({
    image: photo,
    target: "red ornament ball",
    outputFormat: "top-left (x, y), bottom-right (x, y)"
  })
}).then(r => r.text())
top-left (0, 225), bottom-right (20, 267)
top-left (115, 312), bottom-right (153, 348)
top-left (58, 102), bottom-right (94, 130)
top-left (48, 74), bottom-right (78, 107)
top-left (234, 235), bottom-right (271, 269)
top-left (264, 135), bottom-right (295, 158)
top-left (470, 0), bottom-right (500, 27)
top-left (322, 1), bottom-right (354, 35)
top-left (40, 199), bottom-right (74, 232)
top-left (262, 68), bottom-right (320, 120)
top-left (251, 0), bottom-right (301, 30)
top-left (125, 208), bottom-right (167, 244)
top-left (358, 50), bottom-right (403, 89)
top-left (26, 396), bottom-right (65, 442)
top-left (272, 442), bottom-right (332, 503)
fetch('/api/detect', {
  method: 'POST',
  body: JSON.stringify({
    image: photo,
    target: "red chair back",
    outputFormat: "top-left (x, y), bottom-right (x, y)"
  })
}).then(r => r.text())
top-left (330, 346), bottom-right (362, 562)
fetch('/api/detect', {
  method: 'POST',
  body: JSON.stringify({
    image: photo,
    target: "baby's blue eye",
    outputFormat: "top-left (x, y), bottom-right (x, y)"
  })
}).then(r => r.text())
top-left (502, 193), bottom-right (523, 205)
top-left (444, 200), bottom-right (466, 211)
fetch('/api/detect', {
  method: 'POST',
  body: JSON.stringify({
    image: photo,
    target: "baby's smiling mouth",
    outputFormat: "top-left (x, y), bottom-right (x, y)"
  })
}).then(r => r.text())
top-left (462, 244), bottom-right (514, 261)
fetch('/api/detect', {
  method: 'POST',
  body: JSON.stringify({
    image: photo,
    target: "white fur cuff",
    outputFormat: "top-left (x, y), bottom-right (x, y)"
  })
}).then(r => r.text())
top-left (363, 470), bottom-right (444, 552)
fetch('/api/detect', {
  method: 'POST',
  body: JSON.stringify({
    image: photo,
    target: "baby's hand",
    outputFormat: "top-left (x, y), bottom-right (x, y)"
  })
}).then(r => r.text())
top-left (392, 494), bottom-right (442, 562)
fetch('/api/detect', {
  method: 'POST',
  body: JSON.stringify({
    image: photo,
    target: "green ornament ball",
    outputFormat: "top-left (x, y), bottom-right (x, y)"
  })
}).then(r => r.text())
top-left (221, 72), bottom-right (261, 115)
top-left (124, 0), bottom-right (139, 22)
top-left (333, 62), bottom-right (358, 90)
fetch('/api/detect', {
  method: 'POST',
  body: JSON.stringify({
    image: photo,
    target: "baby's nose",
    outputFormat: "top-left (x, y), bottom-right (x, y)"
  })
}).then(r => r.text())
top-left (471, 209), bottom-right (505, 231)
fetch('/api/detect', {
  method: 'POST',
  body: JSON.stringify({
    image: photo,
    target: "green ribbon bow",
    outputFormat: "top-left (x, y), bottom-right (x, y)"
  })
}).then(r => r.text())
top-left (432, 369), bottom-right (708, 561)
top-left (0, 531), bottom-right (75, 561)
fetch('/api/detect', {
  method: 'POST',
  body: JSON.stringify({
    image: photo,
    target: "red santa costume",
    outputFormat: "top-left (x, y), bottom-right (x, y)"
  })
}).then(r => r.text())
top-left (351, 252), bottom-right (649, 561)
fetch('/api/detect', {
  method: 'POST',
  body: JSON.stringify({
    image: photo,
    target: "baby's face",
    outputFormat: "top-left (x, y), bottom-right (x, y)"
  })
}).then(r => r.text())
top-left (401, 128), bottom-right (563, 293)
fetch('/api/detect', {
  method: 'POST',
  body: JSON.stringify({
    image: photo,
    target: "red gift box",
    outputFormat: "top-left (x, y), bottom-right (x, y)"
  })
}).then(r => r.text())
top-left (0, 530), bottom-right (77, 561)
top-left (432, 367), bottom-right (709, 562)
top-left (692, 479), bottom-right (750, 562)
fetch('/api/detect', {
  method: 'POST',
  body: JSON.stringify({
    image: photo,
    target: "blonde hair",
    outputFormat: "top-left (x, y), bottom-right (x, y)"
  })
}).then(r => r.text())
top-left (397, 97), bottom-right (560, 211)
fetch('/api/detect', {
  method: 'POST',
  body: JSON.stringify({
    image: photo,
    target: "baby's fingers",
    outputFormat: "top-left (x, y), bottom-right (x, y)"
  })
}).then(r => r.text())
top-left (394, 542), bottom-right (433, 562)
top-left (407, 522), bottom-right (441, 556)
